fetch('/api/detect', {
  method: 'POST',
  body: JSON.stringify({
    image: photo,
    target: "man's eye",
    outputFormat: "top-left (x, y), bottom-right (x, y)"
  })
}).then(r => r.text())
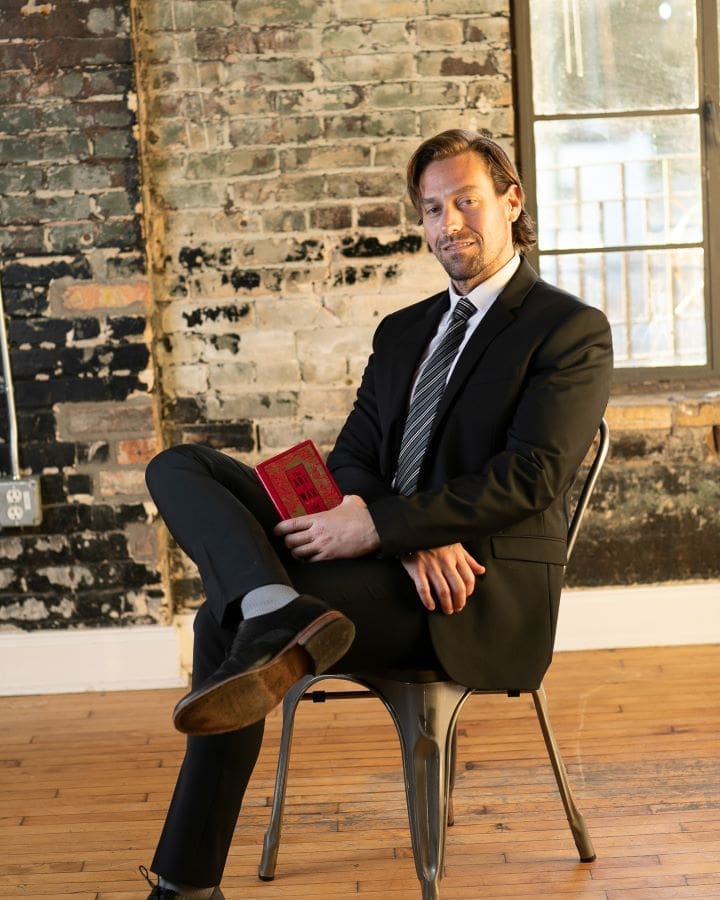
top-left (425, 206), bottom-right (441, 216)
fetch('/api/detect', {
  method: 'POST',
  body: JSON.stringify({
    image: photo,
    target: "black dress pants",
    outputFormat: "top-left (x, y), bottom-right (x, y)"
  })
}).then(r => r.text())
top-left (145, 443), bottom-right (440, 887)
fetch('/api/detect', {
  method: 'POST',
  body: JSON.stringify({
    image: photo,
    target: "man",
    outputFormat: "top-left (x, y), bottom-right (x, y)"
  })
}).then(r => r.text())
top-left (141, 129), bottom-right (613, 898)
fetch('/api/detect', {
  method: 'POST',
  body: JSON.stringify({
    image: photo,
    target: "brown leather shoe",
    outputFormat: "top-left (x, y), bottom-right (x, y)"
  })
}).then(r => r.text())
top-left (173, 594), bottom-right (355, 735)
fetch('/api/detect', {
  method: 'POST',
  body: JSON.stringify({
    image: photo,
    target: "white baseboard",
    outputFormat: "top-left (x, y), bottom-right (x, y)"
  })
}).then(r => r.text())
top-left (0, 582), bottom-right (718, 696)
top-left (0, 625), bottom-right (186, 696)
top-left (555, 580), bottom-right (720, 650)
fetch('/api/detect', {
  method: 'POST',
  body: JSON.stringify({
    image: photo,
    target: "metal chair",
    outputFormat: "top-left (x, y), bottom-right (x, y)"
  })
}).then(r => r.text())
top-left (258, 419), bottom-right (610, 899)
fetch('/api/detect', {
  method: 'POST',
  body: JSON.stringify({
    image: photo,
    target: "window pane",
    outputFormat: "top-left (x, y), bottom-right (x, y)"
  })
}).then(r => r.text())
top-left (530, 0), bottom-right (698, 115)
top-left (535, 115), bottom-right (702, 251)
top-left (540, 248), bottom-right (706, 366)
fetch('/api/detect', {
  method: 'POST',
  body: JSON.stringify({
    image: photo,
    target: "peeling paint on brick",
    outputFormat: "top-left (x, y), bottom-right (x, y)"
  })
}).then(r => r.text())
top-left (340, 234), bottom-right (423, 258)
top-left (0, 0), bottom-right (162, 630)
top-left (181, 304), bottom-right (250, 328)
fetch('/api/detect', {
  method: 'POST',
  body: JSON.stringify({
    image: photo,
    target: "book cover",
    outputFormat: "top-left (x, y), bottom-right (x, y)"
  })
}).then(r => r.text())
top-left (255, 439), bottom-right (343, 520)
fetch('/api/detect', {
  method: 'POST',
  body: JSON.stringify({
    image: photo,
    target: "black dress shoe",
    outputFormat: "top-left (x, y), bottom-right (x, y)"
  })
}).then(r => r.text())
top-left (140, 866), bottom-right (224, 899)
top-left (173, 594), bottom-right (355, 735)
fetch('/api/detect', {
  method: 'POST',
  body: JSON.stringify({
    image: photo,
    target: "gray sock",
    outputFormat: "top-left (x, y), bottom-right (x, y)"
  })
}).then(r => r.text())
top-left (158, 876), bottom-right (215, 898)
top-left (240, 583), bottom-right (299, 619)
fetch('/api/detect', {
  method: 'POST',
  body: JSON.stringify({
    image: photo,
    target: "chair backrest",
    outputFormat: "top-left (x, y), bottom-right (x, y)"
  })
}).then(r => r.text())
top-left (566, 418), bottom-right (609, 562)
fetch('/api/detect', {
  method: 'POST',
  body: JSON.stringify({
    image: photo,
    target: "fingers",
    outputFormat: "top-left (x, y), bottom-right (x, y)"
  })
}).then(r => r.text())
top-left (462, 547), bottom-right (486, 575)
top-left (407, 544), bottom-right (485, 616)
top-left (273, 515), bottom-right (311, 537)
top-left (273, 515), bottom-right (318, 560)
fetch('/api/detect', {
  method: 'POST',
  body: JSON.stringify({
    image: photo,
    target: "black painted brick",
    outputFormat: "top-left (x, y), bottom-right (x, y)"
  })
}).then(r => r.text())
top-left (17, 536), bottom-right (73, 563)
top-left (13, 373), bottom-right (147, 406)
top-left (20, 410), bottom-right (56, 442)
top-left (38, 504), bottom-right (82, 533)
top-left (170, 422), bottom-right (254, 452)
top-left (21, 442), bottom-right (76, 471)
top-left (0, 410), bottom-right (56, 443)
top-left (38, 474), bottom-right (67, 504)
top-left (72, 318), bottom-right (102, 340)
top-left (107, 316), bottom-right (146, 339)
top-left (70, 532), bottom-right (129, 560)
top-left (76, 503), bottom-right (148, 530)
top-left (67, 473), bottom-right (92, 494)
top-left (1, 285), bottom-right (50, 317)
top-left (76, 441), bottom-right (110, 464)
top-left (9, 344), bottom-right (149, 379)
top-left (106, 252), bottom-right (146, 277)
top-left (162, 397), bottom-right (203, 424)
top-left (2, 256), bottom-right (92, 286)
top-left (8, 318), bottom-right (73, 346)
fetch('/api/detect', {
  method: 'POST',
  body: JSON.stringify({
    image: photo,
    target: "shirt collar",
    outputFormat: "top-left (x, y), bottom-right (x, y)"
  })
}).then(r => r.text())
top-left (447, 253), bottom-right (521, 315)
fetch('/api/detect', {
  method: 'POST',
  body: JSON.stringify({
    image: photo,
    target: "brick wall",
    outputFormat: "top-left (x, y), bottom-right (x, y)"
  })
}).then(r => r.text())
top-left (133, 0), bottom-right (720, 605)
top-left (0, 0), bottom-right (165, 629)
top-left (575, 395), bottom-right (720, 586)
top-left (1, 1), bottom-right (718, 632)
top-left (131, 0), bottom-right (515, 609)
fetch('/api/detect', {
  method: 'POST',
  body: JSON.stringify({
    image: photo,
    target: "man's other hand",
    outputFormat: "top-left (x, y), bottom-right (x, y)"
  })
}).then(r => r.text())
top-left (274, 495), bottom-right (381, 561)
top-left (401, 544), bottom-right (484, 614)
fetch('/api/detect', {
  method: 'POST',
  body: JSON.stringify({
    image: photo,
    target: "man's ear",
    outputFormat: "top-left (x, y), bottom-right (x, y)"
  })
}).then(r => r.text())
top-left (506, 184), bottom-right (522, 222)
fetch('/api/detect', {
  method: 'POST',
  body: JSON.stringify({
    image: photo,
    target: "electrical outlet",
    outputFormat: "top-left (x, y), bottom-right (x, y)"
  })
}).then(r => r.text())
top-left (0, 477), bottom-right (42, 527)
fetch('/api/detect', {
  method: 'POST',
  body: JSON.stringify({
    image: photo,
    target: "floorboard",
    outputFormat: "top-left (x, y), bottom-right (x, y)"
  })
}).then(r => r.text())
top-left (1, 645), bottom-right (719, 899)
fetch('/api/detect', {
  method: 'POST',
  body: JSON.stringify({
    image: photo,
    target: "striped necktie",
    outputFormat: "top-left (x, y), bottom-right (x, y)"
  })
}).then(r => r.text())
top-left (395, 296), bottom-right (476, 495)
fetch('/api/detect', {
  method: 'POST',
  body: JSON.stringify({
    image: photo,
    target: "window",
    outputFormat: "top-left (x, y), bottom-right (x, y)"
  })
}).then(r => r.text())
top-left (513, 0), bottom-right (720, 377)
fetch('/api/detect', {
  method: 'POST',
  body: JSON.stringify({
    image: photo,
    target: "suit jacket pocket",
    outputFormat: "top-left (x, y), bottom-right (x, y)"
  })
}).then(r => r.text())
top-left (491, 534), bottom-right (567, 565)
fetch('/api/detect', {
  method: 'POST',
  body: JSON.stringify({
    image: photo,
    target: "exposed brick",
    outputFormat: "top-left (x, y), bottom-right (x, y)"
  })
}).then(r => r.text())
top-left (333, 0), bottom-right (425, 17)
top-left (310, 205), bottom-right (352, 230)
top-left (418, 49), bottom-right (510, 78)
top-left (231, 0), bottom-right (324, 26)
top-left (225, 57), bottom-right (315, 87)
top-left (117, 437), bottom-right (161, 465)
top-left (98, 468), bottom-right (149, 498)
top-left (321, 52), bottom-right (415, 83)
top-left (320, 22), bottom-right (409, 52)
top-left (56, 401), bottom-right (155, 440)
top-left (357, 203), bottom-right (402, 228)
top-left (416, 18), bottom-right (464, 47)
top-left (675, 399), bottom-right (720, 427)
top-left (606, 402), bottom-right (673, 432)
top-left (367, 80), bottom-right (462, 109)
top-left (61, 282), bottom-right (151, 312)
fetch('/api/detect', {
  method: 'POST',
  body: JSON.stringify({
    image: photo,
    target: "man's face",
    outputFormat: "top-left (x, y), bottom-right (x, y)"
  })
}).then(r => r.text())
top-left (418, 150), bottom-right (521, 294)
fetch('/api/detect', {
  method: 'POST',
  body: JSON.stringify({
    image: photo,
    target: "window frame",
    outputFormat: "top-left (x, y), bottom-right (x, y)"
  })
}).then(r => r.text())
top-left (511, 0), bottom-right (720, 385)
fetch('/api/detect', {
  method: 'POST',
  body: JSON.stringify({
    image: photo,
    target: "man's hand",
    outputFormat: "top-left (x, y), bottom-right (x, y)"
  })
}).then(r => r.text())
top-left (401, 544), bottom-right (485, 615)
top-left (274, 494), bottom-right (381, 562)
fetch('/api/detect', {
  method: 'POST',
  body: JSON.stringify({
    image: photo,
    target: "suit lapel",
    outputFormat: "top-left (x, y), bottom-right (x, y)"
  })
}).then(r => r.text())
top-left (430, 258), bottom-right (539, 434)
top-left (381, 290), bottom-right (449, 474)
top-left (385, 290), bottom-right (449, 420)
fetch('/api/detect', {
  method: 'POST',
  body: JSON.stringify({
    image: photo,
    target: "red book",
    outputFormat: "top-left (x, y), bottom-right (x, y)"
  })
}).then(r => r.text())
top-left (255, 440), bottom-right (343, 520)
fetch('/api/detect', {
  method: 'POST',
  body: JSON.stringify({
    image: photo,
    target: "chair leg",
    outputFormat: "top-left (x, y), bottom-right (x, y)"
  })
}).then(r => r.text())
top-left (361, 675), bottom-right (472, 900)
top-left (531, 684), bottom-right (596, 862)
top-left (258, 674), bottom-right (316, 881)
top-left (447, 725), bottom-right (457, 827)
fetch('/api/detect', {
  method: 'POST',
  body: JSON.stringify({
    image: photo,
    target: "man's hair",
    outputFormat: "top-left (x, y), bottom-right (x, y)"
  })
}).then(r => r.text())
top-left (406, 129), bottom-right (537, 253)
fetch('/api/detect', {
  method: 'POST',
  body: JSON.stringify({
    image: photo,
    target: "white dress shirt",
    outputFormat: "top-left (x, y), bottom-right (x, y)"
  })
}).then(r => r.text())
top-left (408, 253), bottom-right (521, 401)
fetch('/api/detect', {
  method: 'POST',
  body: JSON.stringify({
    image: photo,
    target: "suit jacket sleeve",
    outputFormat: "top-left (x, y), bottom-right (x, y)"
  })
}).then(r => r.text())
top-left (327, 318), bottom-right (396, 504)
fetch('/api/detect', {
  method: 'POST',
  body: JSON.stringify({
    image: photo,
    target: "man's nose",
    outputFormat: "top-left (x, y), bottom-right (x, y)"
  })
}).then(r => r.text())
top-left (440, 205), bottom-right (462, 235)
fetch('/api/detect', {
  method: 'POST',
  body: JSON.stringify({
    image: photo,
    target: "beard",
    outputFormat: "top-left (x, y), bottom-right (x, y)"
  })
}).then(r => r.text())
top-left (434, 240), bottom-right (487, 283)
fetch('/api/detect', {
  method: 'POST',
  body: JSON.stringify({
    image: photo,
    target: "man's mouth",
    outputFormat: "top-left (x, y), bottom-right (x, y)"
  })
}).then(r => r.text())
top-left (440, 240), bottom-right (475, 252)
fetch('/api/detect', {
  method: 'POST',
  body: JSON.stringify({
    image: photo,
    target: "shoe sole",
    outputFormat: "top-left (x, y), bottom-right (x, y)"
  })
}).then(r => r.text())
top-left (172, 610), bottom-right (355, 736)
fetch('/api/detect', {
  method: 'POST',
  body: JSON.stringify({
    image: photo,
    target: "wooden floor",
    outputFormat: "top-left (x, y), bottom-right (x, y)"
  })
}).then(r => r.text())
top-left (1, 645), bottom-right (719, 900)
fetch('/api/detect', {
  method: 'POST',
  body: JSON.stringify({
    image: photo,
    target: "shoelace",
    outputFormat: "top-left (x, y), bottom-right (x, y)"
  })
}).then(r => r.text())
top-left (139, 865), bottom-right (176, 897)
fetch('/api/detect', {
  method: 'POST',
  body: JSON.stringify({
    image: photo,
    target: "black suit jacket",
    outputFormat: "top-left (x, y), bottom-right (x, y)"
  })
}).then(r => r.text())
top-left (327, 257), bottom-right (613, 691)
